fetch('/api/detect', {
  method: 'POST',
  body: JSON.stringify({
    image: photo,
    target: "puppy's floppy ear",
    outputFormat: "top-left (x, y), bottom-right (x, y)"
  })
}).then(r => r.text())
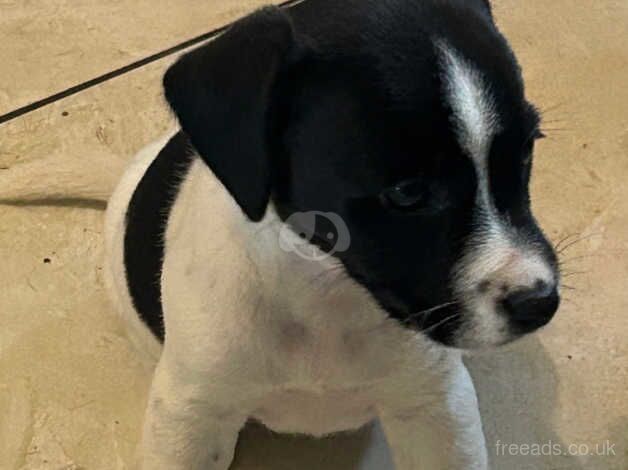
top-left (163, 7), bottom-right (295, 221)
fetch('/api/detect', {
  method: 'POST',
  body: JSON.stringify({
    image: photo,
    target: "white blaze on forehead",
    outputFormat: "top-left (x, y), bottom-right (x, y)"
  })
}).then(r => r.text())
top-left (435, 42), bottom-right (557, 348)
top-left (436, 41), bottom-right (504, 244)
top-left (437, 41), bottom-right (499, 167)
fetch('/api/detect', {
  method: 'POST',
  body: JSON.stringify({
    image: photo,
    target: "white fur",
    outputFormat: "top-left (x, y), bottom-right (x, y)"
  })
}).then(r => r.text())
top-left (438, 42), bottom-right (556, 348)
top-left (437, 41), bottom-right (499, 165)
top-left (104, 135), bottom-right (489, 469)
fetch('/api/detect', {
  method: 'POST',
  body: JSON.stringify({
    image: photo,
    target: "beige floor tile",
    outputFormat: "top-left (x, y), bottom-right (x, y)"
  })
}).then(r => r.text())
top-left (0, 56), bottom-right (167, 469)
top-left (0, 0), bottom-right (283, 112)
top-left (0, 0), bottom-right (627, 469)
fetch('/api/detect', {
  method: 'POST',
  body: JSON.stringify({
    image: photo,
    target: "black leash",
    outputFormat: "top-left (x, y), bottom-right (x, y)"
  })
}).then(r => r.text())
top-left (0, 0), bottom-right (303, 126)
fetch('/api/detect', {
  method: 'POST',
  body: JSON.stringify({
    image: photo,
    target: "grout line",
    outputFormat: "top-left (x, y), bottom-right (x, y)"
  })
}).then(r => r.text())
top-left (0, 0), bottom-right (303, 126)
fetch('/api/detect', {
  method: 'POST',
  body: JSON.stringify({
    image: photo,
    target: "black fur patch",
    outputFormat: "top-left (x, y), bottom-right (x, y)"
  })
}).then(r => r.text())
top-left (124, 132), bottom-right (194, 341)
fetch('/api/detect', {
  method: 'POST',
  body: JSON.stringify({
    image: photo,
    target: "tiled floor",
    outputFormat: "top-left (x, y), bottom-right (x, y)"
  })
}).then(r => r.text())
top-left (0, 1), bottom-right (627, 469)
top-left (0, 0), bottom-right (283, 111)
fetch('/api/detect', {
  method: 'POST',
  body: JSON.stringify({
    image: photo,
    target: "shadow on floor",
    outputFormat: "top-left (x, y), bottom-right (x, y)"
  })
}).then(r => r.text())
top-left (466, 336), bottom-right (586, 470)
top-left (234, 420), bottom-right (394, 470)
top-left (1, 198), bottom-right (107, 210)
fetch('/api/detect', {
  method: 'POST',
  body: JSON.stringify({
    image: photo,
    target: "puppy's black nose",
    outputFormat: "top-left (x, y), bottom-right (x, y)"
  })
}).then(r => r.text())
top-left (503, 283), bottom-right (560, 334)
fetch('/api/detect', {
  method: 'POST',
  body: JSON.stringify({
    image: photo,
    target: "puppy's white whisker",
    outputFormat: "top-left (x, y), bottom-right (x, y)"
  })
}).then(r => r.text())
top-left (420, 312), bottom-right (463, 335)
top-left (404, 301), bottom-right (459, 322)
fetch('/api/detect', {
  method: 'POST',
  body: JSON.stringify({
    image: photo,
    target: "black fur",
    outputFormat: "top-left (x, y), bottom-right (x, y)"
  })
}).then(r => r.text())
top-left (124, 132), bottom-right (194, 340)
top-left (159, 0), bottom-right (559, 346)
top-left (163, 7), bottom-right (296, 222)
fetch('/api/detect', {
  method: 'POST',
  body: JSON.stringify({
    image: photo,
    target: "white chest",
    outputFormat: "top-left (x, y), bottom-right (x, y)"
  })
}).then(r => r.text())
top-left (160, 159), bottom-right (447, 436)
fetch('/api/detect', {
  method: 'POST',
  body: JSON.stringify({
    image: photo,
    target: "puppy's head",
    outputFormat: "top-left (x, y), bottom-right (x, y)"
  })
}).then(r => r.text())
top-left (164, 1), bottom-right (560, 349)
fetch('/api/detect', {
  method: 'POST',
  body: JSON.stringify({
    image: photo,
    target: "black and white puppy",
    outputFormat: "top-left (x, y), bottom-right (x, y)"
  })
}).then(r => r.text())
top-left (104, 1), bottom-right (561, 468)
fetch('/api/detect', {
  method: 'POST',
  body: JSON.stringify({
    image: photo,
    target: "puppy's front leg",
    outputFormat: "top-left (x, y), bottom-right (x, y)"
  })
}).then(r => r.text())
top-left (140, 356), bottom-right (247, 470)
top-left (379, 357), bottom-right (488, 470)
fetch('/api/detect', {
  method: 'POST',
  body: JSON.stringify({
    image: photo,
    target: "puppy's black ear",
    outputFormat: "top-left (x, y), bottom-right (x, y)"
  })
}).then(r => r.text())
top-left (163, 7), bottom-right (295, 221)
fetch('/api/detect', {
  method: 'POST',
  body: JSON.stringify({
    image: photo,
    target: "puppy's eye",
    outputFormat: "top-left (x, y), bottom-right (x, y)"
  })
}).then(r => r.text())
top-left (380, 178), bottom-right (450, 215)
top-left (381, 179), bottom-right (426, 210)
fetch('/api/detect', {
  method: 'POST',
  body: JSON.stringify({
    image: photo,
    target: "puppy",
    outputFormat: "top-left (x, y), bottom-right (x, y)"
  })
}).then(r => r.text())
top-left (104, 1), bottom-right (561, 468)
